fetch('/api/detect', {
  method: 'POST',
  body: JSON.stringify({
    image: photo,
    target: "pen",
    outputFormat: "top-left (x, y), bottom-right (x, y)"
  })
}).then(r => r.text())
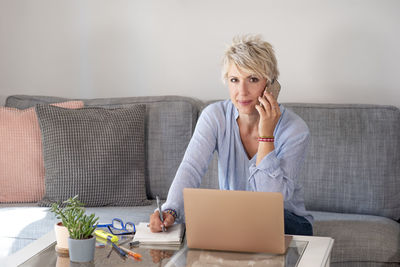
top-left (156, 195), bottom-right (166, 232)
top-left (111, 241), bottom-right (127, 257)
top-left (118, 245), bottom-right (142, 259)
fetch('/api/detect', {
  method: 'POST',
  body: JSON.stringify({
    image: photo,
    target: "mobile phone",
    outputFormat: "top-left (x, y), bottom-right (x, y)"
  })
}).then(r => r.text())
top-left (264, 79), bottom-right (281, 100)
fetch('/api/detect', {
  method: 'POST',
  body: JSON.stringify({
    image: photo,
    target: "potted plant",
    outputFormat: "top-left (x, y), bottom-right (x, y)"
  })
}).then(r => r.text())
top-left (51, 196), bottom-right (84, 255)
top-left (51, 195), bottom-right (99, 262)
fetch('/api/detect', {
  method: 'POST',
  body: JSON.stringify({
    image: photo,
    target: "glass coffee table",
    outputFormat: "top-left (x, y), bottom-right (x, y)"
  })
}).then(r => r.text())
top-left (6, 230), bottom-right (333, 267)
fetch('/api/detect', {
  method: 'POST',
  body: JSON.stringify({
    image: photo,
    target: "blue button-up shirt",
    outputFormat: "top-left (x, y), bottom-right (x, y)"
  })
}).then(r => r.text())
top-left (163, 99), bottom-right (313, 224)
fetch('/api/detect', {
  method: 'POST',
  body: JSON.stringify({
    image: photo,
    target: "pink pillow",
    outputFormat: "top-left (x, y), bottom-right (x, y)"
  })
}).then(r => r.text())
top-left (0, 101), bottom-right (84, 203)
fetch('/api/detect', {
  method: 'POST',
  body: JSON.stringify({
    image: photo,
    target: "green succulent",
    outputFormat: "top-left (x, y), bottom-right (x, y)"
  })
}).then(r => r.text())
top-left (50, 195), bottom-right (99, 240)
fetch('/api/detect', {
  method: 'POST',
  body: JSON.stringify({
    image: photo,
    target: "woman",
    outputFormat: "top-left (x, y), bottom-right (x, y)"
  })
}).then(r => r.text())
top-left (150, 35), bottom-right (313, 236)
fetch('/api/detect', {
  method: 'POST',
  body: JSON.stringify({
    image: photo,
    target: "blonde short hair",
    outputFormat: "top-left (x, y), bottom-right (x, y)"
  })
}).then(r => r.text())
top-left (222, 35), bottom-right (279, 84)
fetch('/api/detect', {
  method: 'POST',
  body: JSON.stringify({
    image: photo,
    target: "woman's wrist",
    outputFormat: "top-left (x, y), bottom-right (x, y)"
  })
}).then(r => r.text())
top-left (258, 136), bottom-right (274, 142)
top-left (164, 209), bottom-right (178, 220)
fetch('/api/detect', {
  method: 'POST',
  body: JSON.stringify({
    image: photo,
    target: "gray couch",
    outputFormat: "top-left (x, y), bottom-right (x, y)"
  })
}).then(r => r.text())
top-left (1, 95), bottom-right (399, 266)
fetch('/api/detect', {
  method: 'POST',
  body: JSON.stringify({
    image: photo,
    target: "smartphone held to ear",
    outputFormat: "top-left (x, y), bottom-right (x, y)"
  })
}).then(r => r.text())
top-left (264, 79), bottom-right (281, 100)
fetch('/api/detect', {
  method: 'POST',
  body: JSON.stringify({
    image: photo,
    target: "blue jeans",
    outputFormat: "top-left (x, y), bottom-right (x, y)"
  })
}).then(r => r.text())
top-left (284, 210), bottom-right (313, 236)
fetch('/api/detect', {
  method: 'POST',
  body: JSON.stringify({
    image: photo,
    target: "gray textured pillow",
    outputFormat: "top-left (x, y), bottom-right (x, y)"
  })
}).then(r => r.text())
top-left (35, 104), bottom-right (151, 207)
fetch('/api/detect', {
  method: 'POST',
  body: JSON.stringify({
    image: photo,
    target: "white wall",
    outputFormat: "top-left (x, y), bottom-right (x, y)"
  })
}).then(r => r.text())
top-left (0, 0), bottom-right (399, 106)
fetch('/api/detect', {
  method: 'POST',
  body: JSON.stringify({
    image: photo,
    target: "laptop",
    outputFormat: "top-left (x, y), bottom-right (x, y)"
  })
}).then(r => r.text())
top-left (183, 188), bottom-right (292, 254)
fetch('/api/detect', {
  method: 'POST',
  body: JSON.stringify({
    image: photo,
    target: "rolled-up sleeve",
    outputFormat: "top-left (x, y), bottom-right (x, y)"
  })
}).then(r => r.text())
top-left (248, 123), bottom-right (310, 202)
top-left (162, 105), bottom-right (220, 223)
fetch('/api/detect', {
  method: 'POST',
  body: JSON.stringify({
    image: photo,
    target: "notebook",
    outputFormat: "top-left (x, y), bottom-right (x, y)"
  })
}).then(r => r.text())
top-left (183, 188), bottom-right (292, 254)
top-left (133, 222), bottom-right (185, 245)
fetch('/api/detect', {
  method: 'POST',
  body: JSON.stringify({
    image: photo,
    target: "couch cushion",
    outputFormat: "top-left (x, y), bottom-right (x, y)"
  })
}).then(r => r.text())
top-left (0, 101), bottom-right (84, 203)
top-left (6, 95), bottom-right (202, 199)
top-left (35, 104), bottom-right (150, 207)
top-left (286, 104), bottom-right (400, 221)
top-left (311, 211), bottom-right (400, 265)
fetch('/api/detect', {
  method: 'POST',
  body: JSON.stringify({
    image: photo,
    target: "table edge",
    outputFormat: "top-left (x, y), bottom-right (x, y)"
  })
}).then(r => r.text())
top-left (5, 230), bottom-right (334, 267)
top-left (294, 235), bottom-right (334, 267)
top-left (5, 230), bottom-right (56, 267)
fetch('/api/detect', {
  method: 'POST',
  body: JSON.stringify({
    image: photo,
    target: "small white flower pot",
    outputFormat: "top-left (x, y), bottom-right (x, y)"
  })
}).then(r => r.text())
top-left (54, 222), bottom-right (69, 255)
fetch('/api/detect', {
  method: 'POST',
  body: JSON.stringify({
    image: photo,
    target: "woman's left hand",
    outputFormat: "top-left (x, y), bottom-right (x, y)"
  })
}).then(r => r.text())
top-left (255, 91), bottom-right (281, 137)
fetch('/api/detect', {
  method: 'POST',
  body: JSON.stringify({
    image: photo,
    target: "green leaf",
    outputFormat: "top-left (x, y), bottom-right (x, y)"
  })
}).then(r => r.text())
top-left (48, 195), bottom-right (98, 240)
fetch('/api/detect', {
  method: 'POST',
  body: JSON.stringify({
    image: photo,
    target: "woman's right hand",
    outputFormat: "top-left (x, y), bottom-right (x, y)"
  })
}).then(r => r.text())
top-left (149, 210), bottom-right (175, 232)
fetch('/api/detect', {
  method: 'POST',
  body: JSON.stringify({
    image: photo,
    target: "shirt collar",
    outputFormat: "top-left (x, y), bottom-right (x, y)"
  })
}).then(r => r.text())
top-left (234, 104), bottom-right (239, 120)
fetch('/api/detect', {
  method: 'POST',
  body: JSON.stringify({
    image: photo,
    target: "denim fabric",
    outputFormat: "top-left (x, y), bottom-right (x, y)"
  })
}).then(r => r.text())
top-left (284, 209), bottom-right (313, 236)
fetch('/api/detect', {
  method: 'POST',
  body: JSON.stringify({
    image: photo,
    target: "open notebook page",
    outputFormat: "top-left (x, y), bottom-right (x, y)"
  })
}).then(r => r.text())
top-left (133, 222), bottom-right (185, 245)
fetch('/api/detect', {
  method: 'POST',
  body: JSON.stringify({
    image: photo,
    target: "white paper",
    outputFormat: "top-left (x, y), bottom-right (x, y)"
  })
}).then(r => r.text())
top-left (133, 222), bottom-right (185, 245)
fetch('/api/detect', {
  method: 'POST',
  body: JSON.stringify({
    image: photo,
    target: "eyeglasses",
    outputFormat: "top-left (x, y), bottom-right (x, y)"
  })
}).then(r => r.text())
top-left (97, 218), bottom-right (135, 235)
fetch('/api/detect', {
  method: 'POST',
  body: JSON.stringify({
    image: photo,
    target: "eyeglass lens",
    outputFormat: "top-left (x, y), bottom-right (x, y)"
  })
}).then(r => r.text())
top-left (112, 218), bottom-right (124, 230)
top-left (125, 223), bottom-right (135, 232)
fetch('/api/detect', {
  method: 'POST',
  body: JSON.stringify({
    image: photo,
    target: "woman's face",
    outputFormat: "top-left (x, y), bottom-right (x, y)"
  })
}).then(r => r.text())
top-left (227, 63), bottom-right (267, 116)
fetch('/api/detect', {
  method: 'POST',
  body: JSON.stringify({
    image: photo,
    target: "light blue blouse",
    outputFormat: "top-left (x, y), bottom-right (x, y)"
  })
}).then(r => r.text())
top-left (162, 99), bottom-right (313, 224)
